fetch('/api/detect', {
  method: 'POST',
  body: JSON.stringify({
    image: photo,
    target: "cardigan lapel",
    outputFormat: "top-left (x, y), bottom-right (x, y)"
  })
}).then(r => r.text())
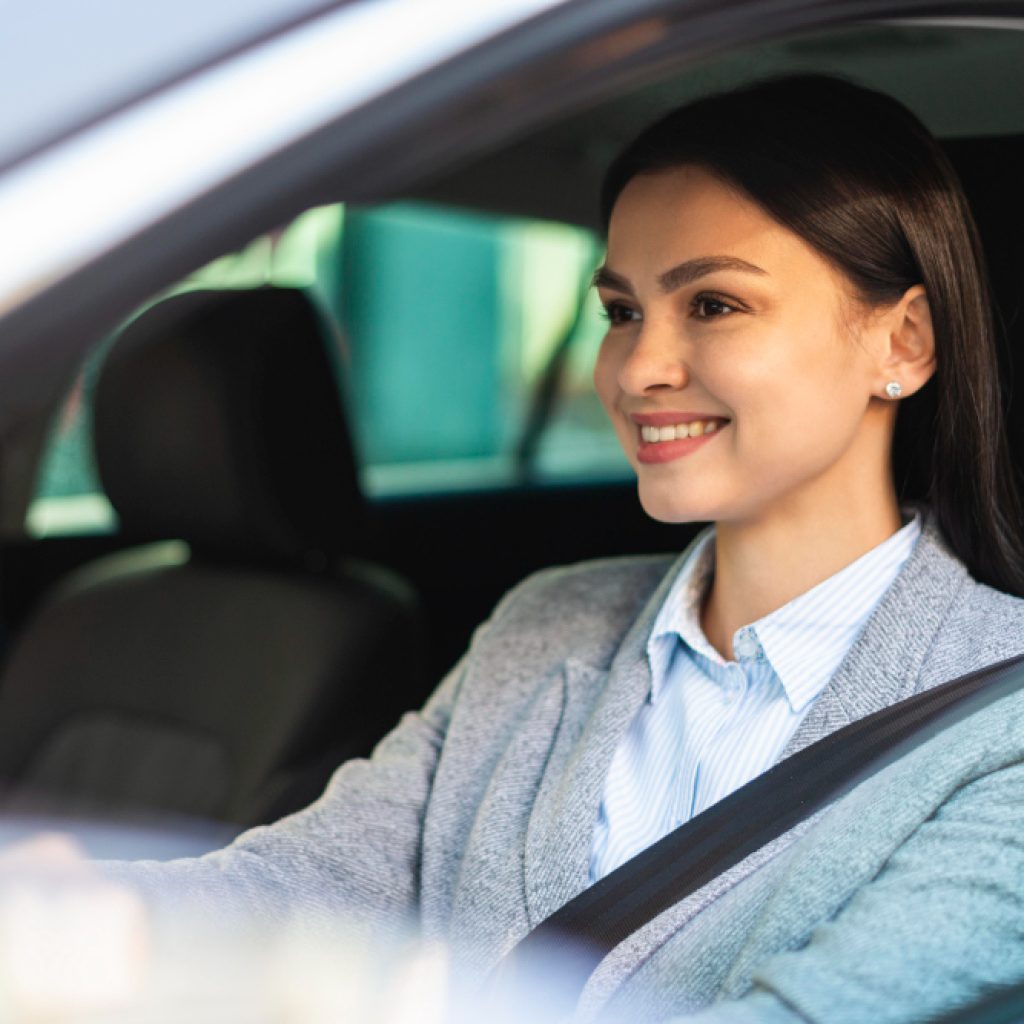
top-left (523, 545), bottom-right (695, 927)
top-left (780, 515), bottom-right (968, 758)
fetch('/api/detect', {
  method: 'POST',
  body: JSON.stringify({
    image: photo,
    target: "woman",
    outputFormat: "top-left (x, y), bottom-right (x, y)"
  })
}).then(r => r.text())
top-left (103, 75), bottom-right (1024, 1021)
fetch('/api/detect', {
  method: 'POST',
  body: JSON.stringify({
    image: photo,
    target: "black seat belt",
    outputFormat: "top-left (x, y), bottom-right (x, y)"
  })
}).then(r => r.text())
top-left (494, 653), bottom-right (1024, 1011)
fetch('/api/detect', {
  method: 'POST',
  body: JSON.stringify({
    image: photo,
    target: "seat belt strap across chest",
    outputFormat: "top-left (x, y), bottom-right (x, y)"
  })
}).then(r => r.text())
top-left (495, 653), bottom-right (1024, 1006)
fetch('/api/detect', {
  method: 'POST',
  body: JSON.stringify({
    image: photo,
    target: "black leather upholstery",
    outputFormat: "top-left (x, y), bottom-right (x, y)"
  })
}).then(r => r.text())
top-left (0, 288), bottom-right (423, 827)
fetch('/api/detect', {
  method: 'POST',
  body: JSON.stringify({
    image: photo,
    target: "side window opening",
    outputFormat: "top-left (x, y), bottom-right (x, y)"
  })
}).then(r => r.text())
top-left (26, 201), bottom-right (628, 538)
top-left (28, 347), bottom-right (115, 537)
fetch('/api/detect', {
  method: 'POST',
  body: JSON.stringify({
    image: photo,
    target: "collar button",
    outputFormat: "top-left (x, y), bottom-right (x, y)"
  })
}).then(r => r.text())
top-left (734, 628), bottom-right (759, 661)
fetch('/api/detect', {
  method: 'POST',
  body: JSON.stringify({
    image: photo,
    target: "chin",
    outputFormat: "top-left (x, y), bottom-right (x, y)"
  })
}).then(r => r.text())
top-left (635, 482), bottom-right (719, 525)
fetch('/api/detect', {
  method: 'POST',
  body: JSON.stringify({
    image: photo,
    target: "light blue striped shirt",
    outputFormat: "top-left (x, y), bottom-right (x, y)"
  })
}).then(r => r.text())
top-left (589, 514), bottom-right (922, 881)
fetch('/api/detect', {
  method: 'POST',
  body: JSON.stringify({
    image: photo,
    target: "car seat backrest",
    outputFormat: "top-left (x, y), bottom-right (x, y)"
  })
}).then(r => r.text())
top-left (0, 287), bottom-right (424, 827)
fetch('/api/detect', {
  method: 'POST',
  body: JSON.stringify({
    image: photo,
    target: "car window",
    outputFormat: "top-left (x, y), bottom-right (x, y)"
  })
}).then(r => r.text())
top-left (26, 201), bottom-right (626, 537)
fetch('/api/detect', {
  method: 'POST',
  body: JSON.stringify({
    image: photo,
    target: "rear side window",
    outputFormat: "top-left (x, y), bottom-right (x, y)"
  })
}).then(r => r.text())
top-left (27, 202), bottom-right (627, 536)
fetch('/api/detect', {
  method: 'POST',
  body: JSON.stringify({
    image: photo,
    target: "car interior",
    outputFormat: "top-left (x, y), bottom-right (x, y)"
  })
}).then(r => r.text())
top-left (0, 287), bottom-right (425, 826)
top-left (0, 19), bottom-right (1021, 834)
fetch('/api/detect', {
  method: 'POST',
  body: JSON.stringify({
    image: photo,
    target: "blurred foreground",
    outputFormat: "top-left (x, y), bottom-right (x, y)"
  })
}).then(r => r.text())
top-left (0, 815), bottom-right (604, 1024)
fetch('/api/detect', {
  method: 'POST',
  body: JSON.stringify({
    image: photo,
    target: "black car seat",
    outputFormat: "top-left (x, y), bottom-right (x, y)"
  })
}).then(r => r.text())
top-left (0, 287), bottom-right (423, 827)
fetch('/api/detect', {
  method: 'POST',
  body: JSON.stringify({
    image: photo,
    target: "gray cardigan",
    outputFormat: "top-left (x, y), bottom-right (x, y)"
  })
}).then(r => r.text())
top-left (115, 516), bottom-right (1024, 1023)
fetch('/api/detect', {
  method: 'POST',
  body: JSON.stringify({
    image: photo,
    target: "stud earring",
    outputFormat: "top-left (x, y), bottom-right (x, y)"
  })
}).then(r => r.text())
top-left (885, 381), bottom-right (903, 399)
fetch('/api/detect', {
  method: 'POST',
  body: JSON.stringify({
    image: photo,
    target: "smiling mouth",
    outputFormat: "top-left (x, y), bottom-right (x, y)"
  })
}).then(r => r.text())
top-left (639, 418), bottom-right (728, 443)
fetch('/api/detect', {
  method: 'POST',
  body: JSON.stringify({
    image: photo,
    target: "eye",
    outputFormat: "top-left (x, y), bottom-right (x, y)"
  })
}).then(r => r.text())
top-left (599, 300), bottom-right (642, 326)
top-left (692, 293), bottom-right (740, 320)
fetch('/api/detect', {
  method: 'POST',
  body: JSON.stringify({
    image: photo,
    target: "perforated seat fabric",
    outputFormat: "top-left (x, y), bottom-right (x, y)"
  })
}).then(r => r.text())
top-left (0, 288), bottom-right (424, 826)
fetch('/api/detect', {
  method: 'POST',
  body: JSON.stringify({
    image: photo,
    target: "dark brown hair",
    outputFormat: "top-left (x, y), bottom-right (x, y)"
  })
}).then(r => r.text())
top-left (601, 73), bottom-right (1024, 596)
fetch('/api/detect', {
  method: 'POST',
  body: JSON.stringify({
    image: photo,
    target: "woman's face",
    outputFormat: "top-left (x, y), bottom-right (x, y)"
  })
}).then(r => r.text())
top-left (594, 165), bottom-right (894, 526)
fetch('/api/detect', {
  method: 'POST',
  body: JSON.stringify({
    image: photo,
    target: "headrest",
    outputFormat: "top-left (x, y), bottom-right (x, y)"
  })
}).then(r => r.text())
top-left (94, 287), bottom-right (364, 564)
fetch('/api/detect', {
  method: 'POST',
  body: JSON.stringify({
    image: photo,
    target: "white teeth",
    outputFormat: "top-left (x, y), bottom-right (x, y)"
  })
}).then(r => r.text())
top-left (639, 419), bottom-right (724, 443)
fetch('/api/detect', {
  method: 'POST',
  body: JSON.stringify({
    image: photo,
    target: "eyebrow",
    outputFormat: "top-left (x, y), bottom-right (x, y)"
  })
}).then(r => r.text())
top-left (592, 256), bottom-right (768, 295)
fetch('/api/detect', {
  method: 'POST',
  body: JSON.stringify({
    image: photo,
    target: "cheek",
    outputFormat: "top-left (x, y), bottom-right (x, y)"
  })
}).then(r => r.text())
top-left (726, 335), bottom-right (870, 471)
top-left (719, 320), bottom-right (861, 419)
top-left (700, 324), bottom-right (866, 474)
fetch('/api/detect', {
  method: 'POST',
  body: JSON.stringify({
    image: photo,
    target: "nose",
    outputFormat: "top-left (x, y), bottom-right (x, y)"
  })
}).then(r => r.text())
top-left (617, 321), bottom-right (689, 395)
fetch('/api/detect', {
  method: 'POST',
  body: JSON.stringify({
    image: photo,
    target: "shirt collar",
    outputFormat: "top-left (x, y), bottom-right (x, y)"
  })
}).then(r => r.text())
top-left (647, 526), bottom-right (717, 699)
top-left (647, 514), bottom-right (922, 712)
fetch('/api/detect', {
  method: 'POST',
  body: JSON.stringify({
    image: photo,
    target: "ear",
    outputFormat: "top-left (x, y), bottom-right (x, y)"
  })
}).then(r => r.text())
top-left (876, 284), bottom-right (936, 399)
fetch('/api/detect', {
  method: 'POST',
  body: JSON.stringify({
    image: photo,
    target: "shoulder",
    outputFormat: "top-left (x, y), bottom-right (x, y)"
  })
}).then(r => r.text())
top-left (941, 575), bottom-right (1024, 660)
top-left (472, 553), bottom-right (678, 672)
top-left (495, 553), bottom-right (676, 620)
top-left (921, 561), bottom-right (1024, 685)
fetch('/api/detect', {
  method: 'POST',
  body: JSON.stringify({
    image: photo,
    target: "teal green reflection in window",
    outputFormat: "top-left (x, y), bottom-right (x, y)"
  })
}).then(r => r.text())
top-left (27, 201), bottom-right (629, 536)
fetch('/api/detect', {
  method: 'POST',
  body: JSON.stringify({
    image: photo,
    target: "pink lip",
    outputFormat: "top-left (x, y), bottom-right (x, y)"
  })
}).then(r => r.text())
top-left (637, 431), bottom-right (724, 464)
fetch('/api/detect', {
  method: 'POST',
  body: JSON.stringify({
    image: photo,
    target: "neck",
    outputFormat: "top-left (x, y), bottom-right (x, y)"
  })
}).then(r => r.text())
top-left (701, 482), bottom-right (903, 662)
